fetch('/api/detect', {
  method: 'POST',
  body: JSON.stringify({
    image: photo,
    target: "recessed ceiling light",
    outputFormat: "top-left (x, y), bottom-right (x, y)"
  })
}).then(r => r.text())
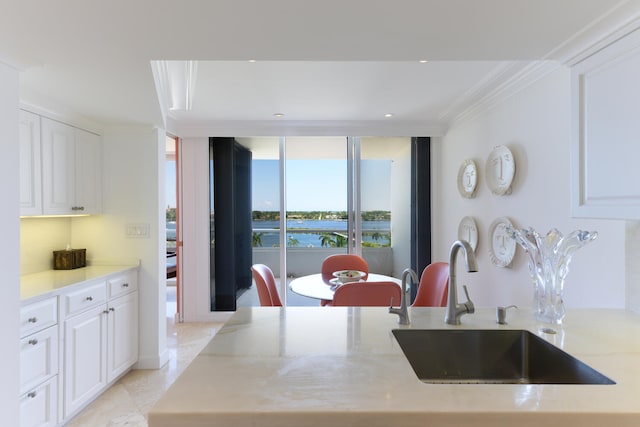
top-left (384, 113), bottom-right (394, 118)
top-left (273, 113), bottom-right (285, 118)
top-left (419, 60), bottom-right (428, 63)
top-left (248, 59), bottom-right (257, 63)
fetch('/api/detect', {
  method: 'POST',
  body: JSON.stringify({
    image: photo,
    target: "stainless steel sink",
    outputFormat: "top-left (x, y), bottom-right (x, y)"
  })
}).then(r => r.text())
top-left (392, 329), bottom-right (615, 384)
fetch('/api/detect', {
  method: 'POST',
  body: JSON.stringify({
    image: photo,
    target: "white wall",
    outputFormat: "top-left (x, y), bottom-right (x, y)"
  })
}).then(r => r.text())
top-left (433, 66), bottom-right (626, 310)
top-left (72, 126), bottom-right (168, 368)
top-left (0, 60), bottom-right (21, 427)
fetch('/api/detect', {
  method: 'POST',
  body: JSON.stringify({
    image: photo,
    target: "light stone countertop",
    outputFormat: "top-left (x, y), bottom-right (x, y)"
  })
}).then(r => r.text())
top-left (148, 306), bottom-right (640, 427)
top-left (20, 263), bottom-right (140, 303)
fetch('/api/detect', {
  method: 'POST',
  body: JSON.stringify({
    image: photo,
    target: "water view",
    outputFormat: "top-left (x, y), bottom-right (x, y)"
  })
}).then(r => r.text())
top-left (252, 217), bottom-right (391, 248)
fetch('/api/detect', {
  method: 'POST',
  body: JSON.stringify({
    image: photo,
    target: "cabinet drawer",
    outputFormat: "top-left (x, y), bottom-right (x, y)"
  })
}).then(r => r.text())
top-left (20, 297), bottom-right (57, 338)
top-left (108, 272), bottom-right (138, 299)
top-left (64, 281), bottom-right (107, 317)
top-left (20, 325), bottom-right (58, 395)
top-left (20, 376), bottom-right (58, 427)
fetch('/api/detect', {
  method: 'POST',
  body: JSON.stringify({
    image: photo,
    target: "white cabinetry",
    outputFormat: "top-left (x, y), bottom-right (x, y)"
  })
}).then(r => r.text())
top-left (63, 304), bottom-right (107, 417)
top-left (19, 267), bottom-right (138, 426)
top-left (19, 297), bottom-right (58, 427)
top-left (41, 117), bottom-right (102, 215)
top-left (74, 128), bottom-right (102, 214)
top-left (571, 29), bottom-right (640, 219)
top-left (19, 110), bottom-right (42, 216)
top-left (107, 291), bottom-right (138, 382)
top-left (62, 271), bottom-right (138, 420)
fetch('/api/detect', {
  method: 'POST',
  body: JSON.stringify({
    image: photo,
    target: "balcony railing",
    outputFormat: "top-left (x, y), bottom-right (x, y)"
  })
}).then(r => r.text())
top-left (251, 227), bottom-right (391, 248)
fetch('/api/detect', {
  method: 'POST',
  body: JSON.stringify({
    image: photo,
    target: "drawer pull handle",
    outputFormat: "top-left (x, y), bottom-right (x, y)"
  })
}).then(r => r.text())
top-left (71, 206), bottom-right (85, 211)
top-left (27, 391), bottom-right (37, 399)
top-left (28, 317), bottom-right (37, 323)
top-left (109, 307), bottom-right (115, 312)
top-left (85, 296), bottom-right (93, 301)
top-left (28, 339), bottom-right (38, 346)
top-left (122, 283), bottom-right (129, 287)
top-left (103, 310), bottom-right (110, 314)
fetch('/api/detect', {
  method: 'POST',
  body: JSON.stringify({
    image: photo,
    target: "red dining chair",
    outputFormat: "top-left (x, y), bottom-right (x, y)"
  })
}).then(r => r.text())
top-left (321, 254), bottom-right (369, 285)
top-left (250, 264), bottom-right (283, 307)
top-left (412, 262), bottom-right (449, 307)
top-left (330, 281), bottom-right (402, 307)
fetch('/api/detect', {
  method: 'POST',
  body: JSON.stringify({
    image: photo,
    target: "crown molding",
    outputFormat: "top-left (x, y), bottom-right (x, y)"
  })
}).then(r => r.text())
top-left (19, 100), bottom-right (104, 135)
top-left (167, 117), bottom-right (446, 138)
top-left (0, 54), bottom-right (26, 71)
top-left (440, 60), bottom-right (561, 129)
top-left (549, 1), bottom-right (640, 66)
top-left (440, 2), bottom-right (640, 130)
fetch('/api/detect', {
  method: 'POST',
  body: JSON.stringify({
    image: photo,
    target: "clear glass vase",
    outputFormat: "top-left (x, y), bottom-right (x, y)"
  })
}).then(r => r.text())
top-left (505, 227), bottom-right (597, 324)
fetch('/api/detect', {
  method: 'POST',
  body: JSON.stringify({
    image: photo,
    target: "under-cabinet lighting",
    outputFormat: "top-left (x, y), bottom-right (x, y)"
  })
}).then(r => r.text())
top-left (20, 214), bottom-right (92, 219)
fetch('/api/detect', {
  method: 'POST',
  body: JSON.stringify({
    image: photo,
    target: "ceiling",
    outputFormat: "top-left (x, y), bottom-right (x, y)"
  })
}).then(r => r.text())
top-left (1, 0), bottom-right (638, 136)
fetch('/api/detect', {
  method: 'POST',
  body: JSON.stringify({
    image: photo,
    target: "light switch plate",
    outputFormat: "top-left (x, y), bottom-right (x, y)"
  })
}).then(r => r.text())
top-left (125, 223), bottom-right (150, 238)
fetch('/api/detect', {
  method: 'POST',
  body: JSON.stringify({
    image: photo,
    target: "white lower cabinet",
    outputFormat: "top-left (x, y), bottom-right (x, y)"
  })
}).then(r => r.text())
top-left (20, 268), bottom-right (139, 426)
top-left (63, 304), bottom-right (108, 418)
top-left (107, 292), bottom-right (139, 382)
top-left (20, 376), bottom-right (58, 427)
top-left (20, 326), bottom-right (58, 396)
top-left (19, 296), bottom-right (59, 427)
top-left (62, 273), bottom-right (138, 420)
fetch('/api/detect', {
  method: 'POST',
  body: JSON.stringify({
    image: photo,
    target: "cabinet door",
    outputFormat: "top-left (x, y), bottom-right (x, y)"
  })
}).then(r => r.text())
top-left (19, 110), bottom-right (42, 216)
top-left (20, 325), bottom-right (58, 395)
top-left (571, 29), bottom-right (640, 219)
top-left (63, 305), bottom-right (107, 418)
top-left (41, 118), bottom-right (75, 215)
top-left (75, 128), bottom-right (102, 214)
top-left (20, 376), bottom-right (57, 427)
top-left (107, 292), bottom-right (138, 382)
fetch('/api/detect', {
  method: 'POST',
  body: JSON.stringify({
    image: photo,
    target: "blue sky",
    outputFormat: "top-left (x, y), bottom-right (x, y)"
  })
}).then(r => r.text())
top-left (253, 159), bottom-right (391, 211)
top-left (166, 159), bottom-right (392, 211)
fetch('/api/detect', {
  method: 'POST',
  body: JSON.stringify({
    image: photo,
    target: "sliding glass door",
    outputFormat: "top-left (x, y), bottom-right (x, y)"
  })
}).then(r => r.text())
top-left (244, 136), bottom-right (421, 306)
top-left (360, 137), bottom-right (412, 281)
top-left (284, 137), bottom-right (349, 280)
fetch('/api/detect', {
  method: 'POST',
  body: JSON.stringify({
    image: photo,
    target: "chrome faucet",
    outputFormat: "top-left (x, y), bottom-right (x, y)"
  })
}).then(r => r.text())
top-left (389, 268), bottom-right (417, 325)
top-left (445, 240), bottom-right (478, 325)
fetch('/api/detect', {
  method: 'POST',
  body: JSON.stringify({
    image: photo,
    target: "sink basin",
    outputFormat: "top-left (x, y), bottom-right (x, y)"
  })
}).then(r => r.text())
top-left (392, 329), bottom-right (614, 384)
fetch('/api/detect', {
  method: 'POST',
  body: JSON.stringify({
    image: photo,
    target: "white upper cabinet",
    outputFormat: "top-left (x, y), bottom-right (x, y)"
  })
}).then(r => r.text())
top-left (39, 116), bottom-right (102, 215)
top-left (19, 110), bottom-right (42, 216)
top-left (75, 128), bottom-right (102, 214)
top-left (41, 118), bottom-right (76, 215)
top-left (571, 29), bottom-right (640, 219)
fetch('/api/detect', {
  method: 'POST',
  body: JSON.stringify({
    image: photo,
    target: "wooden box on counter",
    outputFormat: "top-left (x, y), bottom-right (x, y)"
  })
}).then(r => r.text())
top-left (53, 249), bottom-right (86, 270)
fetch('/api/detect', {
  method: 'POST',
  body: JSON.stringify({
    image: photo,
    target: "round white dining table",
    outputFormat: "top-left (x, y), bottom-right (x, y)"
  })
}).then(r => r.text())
top-left (289, 273), bottom-right (402, 301)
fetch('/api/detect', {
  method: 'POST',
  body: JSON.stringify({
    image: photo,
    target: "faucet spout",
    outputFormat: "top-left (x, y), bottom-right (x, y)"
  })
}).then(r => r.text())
top-left (389, 268), bottom-right (417, 325)
top-left (445, 240), bottom-right (478, 325)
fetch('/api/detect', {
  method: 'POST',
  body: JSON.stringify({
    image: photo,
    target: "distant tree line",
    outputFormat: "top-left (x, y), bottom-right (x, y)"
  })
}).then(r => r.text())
top-left (252, 210), bottom-right (390, 221)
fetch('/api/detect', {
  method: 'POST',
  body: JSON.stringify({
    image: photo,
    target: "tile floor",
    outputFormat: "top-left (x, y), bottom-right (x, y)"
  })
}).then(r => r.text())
top-left (65, 286), bottom-right (224, 427)
top-left (65, 278), bottom-right (316, 426)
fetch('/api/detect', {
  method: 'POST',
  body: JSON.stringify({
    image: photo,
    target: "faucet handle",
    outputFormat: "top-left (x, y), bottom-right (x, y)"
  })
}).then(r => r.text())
top-left (462, 285), bottom-right (474, 313)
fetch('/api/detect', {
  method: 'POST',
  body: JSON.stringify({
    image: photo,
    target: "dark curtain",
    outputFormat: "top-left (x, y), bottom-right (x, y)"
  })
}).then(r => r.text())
top-left (209, 137), bottom-right (252, 311)
top-left (410, 136), bottom-right (431, 301)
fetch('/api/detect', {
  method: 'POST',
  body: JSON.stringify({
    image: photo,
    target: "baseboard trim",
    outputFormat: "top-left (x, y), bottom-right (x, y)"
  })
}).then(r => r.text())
top-left (135, 348), bottom-right (170, 370)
